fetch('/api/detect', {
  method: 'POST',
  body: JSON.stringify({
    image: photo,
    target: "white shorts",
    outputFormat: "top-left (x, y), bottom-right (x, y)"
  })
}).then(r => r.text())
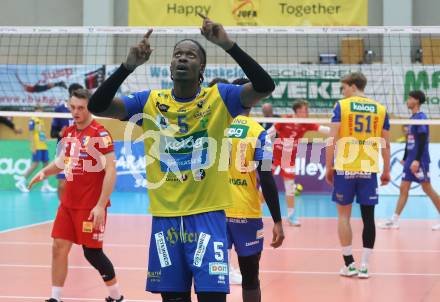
top-left (284, 179), bottom-right (295, 197)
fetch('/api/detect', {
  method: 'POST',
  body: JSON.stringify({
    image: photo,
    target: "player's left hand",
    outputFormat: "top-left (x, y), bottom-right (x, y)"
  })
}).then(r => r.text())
top-left (271, 221), bottom-right (285, 248)
top-left (380, 171), bottom-right (391, 186)
top-left (410, 160), bottom-right (420, 175)
top-left (88, 205), bottom-right (106, 230)
top-left (199, 13), bottom-right (234, 50)
top-left (325, 168), bottom-right (334, 186)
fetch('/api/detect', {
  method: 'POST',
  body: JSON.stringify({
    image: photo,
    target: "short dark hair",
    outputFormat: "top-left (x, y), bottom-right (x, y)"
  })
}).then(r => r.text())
top-left (174, 39), bottom-right (206, 84)
top-left (341, 72), bottom-right (367, 91)
top-left (68, 83), bottom-right (84, 97)
top-left (292, 99), bottom-right (309, 112)
top-left (71, 88), bottom-right (91, 100)
top-left (232, 78), bottom-right (250, 85)
top-left (208, 78), bottom-right (229, 87)
top-left (408, 90), bottom-right (426, 105)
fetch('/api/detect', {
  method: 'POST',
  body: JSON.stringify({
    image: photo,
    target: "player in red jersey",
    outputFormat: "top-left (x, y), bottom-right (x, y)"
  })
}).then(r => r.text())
top-left (269, 100), bottom-right (329, 226)
top-left (28, 89), bottom-right (124, 302)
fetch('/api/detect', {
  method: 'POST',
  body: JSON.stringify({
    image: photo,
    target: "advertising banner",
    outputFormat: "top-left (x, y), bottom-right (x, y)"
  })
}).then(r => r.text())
top-left (129, 0), bottom-right (368, 26)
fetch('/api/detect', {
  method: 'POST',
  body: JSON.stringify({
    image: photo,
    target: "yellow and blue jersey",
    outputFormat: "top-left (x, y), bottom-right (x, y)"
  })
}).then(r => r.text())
top-left (121, 83), bottom-right (245, 217)
top-left (331, 96), bottom-right (389, 173)
top-left (225, 115), bottom-right (272, 219)
top-left (28, 117), bottom-right (48, 150)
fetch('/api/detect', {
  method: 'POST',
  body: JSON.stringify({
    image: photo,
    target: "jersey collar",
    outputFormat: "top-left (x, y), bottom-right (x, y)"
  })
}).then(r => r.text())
top-left (171, 87), bottom-right (201, 103)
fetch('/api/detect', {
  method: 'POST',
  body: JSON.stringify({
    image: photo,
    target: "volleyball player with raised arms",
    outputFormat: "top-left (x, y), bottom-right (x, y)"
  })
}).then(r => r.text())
top-left (87, 15), bottom-right (275, 302)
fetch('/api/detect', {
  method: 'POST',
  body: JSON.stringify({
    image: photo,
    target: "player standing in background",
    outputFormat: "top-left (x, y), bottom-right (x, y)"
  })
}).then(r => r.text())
top-left (326, 72), bottom-right (391, 279)
top-left (260, 102), bottom-right (279, 131)
top-left (87, 14), bottom-right (275, 302)
top-left (51, 83), bottom-right (84, 201)
top-left (269, 100), bottom-right (330, 226)
top-left (226, 109), bottom-right (284, 302)
top-left (15, 105), bottom-right (56, 193)
top-left (28, 89), bottom-right (124, 302)
top-left (378, 90), bottom-right (440, 230)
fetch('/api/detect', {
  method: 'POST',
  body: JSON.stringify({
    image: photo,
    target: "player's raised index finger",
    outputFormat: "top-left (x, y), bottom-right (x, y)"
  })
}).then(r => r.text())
top-left (144, 28), bottom-right (153, 39)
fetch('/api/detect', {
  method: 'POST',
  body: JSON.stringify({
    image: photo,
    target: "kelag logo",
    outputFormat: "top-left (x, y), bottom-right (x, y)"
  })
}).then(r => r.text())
top-left (351, 102), bottom-right (377, 113)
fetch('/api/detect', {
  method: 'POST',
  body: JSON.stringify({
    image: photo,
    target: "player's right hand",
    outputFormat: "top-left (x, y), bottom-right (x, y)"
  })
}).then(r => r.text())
top-left (28, 171), bottom-right (45, 190)
top-left (124, 29), bottom-right (154, 71)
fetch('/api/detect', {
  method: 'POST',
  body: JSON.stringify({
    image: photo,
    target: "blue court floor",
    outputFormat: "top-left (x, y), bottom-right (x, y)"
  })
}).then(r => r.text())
top-left (1, 191), bottom-right (439, 232)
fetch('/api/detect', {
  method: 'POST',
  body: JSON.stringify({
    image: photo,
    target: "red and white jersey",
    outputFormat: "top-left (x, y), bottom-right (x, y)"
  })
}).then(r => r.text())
top-left (272, 121), bottom-right (319, 178)
top-left (61, 120), bottom-right (114, 210)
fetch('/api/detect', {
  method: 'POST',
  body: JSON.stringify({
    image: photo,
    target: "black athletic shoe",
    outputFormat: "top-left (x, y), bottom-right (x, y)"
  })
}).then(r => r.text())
top-left (45, 299), bottom-right (62, 302)
top-left (105, 296), bottom-right (124, 302)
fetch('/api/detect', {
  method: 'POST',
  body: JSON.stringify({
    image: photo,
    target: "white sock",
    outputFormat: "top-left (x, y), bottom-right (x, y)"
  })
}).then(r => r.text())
top-left (361, 248), bottom-right (373, 266)
top-left (287, 208), bottom-right (294, 217)
top-left (107, 283), bottom-right (121, 300)
top-left (43, 179), bottom-right (50, 187)
top-left (51, 286), bottom-right (62, 301)
top-left (342, 245), bottom-right (352, 256)
top-left (392, 213), bottom-right (400, 222)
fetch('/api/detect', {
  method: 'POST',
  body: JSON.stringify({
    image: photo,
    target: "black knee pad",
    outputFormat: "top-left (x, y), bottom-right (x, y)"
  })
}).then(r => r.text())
top-left (238, 253), bottom-right (261, 290)
top-left (197, 292), bottom-right (226, 302)
top-left (82, 246), bottom-right (115, 282)
top-left (161, 292), bottom-right (191, 302)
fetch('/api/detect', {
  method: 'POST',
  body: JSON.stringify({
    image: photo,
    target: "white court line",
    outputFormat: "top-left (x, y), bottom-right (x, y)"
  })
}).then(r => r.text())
top-left (0, 296), bottom-right (159, 302)
top-left (0, 220), bottom-right (53, 234)
top-left (1, 241), bottom-right (440, 254)
top-left (259, 270), bottom-right (440, 277)
top-left (0, 213), bottom-right (148, 234)
top-left (0, 263), bottom-right (439, 277)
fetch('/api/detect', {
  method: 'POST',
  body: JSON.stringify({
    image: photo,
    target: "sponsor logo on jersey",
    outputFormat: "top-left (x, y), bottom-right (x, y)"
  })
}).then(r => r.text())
top-left (197, 99), bottom-right (206, 108)
top-left (194, 105), bottom-right (212, 119)
top-left (226, 124), bottom-right (249, 139)
top-left (194, 169), bottom-right (206, 181)
top-left (351, 102), bottom-right (377, 113)
top-left (245, 240), bottom-right (259, 247)
top-left (155, 231), bottom-right (172, 268)
top-left (209, 262), bottom-right (228, 275)
top-left (156, 102), bottom-right (170, 113)
top-left (193, 232), bottom-right (211, 267)
top-left (147, 271), bottom-right (161, 283)
top-left (161, 131), bottom-right (208, 154)
top-left (82, 221), bottom-right (93, 233)
top-left (166, 227), bottom-right (199, 245)
top-left (229, 178), bottom-right (248, 186)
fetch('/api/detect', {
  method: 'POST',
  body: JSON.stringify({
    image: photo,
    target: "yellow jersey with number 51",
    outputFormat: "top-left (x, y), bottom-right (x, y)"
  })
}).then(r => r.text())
top-left (331, 96), bottom-right (390, 173)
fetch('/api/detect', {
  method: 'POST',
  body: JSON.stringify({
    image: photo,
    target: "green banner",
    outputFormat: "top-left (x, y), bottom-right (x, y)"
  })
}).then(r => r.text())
top-left (0, 140), bottom-right (58, 190)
